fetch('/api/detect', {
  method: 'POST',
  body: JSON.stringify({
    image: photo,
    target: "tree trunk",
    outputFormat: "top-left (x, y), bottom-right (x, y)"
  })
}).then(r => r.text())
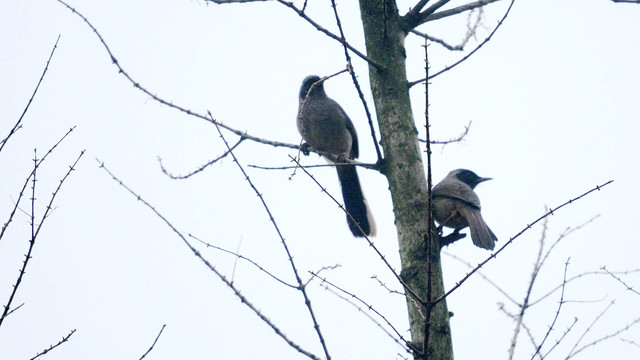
top-left (358, 1), bottom-right (454, 359)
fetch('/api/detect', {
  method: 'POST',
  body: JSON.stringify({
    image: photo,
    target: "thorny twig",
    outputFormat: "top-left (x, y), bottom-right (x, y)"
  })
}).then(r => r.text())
top-left (0, 148), bottom-right (84, 328)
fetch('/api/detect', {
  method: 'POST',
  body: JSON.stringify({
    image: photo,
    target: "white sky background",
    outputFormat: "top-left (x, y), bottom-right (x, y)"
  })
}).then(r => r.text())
top-left (1, 0), bottom-right (639, 359)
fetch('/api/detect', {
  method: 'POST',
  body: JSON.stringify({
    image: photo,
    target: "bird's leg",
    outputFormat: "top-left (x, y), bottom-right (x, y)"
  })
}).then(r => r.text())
top-left (440, 230), bottom-right (467, 247)
top-left (299, 142), bottom-right (311, 156)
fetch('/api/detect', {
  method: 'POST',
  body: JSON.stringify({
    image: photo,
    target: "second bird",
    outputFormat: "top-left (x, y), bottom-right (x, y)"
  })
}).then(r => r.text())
top-left (297, 75), bottom-right (375, 237)
top-left (432, 169), bottom-right (497, 250)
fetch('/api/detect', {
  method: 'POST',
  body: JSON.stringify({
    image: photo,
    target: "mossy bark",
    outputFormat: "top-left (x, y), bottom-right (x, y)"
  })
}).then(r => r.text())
top-left (358, 1), bottom-right (454, 359)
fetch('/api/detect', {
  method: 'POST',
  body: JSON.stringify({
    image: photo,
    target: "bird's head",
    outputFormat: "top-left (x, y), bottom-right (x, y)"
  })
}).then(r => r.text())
top-left (299, 75), bottom-right (326, 100)
top-left (450, 169), bottom-right (492, 189)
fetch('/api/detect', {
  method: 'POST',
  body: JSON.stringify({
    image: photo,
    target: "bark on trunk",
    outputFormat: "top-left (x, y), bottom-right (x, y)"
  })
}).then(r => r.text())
top-left (358, 1), bottom-right (454, 358)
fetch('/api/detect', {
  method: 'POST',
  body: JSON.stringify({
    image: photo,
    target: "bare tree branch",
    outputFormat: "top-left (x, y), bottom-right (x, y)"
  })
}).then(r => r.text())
top-left (97, 159), bottom-right (322, 360)
top-left (309, 271), bottom-right (414, 353)
top-left (418, 121), bottom-right (471, 144)
top-left (213, 122), bottom-right (331, 360)
top-left (508, 217), bottom-right (550, 358)
top-left (529, 258), bottom-right (571, 360)
top-left (0, 36), bottom-right (60, 153)
top-left (410, 0), bottom-right (514, 86)
top-left (54, 0), bottom-right (305, 154)
top-left (0, 148), bottom-right (83, 329)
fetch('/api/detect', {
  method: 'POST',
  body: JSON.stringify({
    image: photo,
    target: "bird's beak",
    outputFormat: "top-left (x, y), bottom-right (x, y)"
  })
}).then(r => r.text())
top-left (478, 177), bottom-right (492, 183)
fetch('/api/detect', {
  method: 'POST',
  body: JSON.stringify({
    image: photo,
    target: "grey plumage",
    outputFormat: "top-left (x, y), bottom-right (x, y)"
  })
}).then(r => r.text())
top-left (432, 169), bottom-right (497, 250)
top-left (297, 75), bottom-right (375, 237)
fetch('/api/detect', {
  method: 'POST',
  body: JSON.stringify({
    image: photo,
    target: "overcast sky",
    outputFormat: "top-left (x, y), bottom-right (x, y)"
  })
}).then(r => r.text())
top-left (1, 0), bottom-right (639, 359)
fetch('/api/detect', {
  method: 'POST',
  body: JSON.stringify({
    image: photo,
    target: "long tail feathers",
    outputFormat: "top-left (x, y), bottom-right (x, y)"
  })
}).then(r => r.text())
top-left (336, 165), bottom-right (375, 237)
top-left (460, 207), bottom-right (497, 250)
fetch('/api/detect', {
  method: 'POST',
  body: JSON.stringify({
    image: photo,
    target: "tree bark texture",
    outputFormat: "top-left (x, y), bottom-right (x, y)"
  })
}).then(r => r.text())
top-left (358, 1), bottom-right (454, 359)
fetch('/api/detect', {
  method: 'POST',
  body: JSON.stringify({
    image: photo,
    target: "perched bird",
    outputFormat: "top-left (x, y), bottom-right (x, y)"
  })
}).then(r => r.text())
top-left (432, 169), bottom-right (497, 250)
top-left (297, 75), bottom-right (375, 237)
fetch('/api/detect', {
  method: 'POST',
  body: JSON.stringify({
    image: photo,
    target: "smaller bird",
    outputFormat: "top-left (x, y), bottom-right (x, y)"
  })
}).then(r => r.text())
top-left (432, 169), bottom-right (497, 250)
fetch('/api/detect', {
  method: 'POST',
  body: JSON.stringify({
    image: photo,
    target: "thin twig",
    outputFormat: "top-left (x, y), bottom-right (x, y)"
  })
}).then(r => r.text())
top-left (371, 275), bottom-right (405, 296)
top-left (433, 180), bottom-right (614, 306)
top-left (566, 300), bottom-right (615, 357)
top-left (411, 30), bottom-right (464, 51)
top-left (600, 266), bottom-right (640, 296)
top-left (188, 233), bottom-right (297, 289)
top-left (529, 258), bottom-right (571, 360)
top-left (418, 122), bottom-right (471, 145)
top-left (1, 36), bottom-right (61, 153)
top-left (249, 159), bottom-right (379, 171)
top-left (566, 316), bottom-right (640, 359)
top-left (30, 329), bottom-right (76, 360)
top-left (509, 216), bottom-right (549, 360)
top-left (139, 324), bottom-right (167, 360)
top-left (445, 252), bottom-right (518, 305)
top-left (273, 0), bottom-right (382, 69)
top-left (1, 125), bottom-right (75, 243)
top-left (328, 0), bottom-right (383, 163)
top-left (159, 138), bottom-right (244, 180)
top-left (97, 159), bottom-right (321, 360)
top-left (530, 268), bottom-right (640, 307)
top-left (542, 317), bottom-right (578, 359)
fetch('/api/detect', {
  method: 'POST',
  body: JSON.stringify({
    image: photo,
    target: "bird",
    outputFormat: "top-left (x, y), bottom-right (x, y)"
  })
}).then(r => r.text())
top-left (296, 75), bottom-right (375, 237)
top-left (432, 169), bottom-right (497, 250)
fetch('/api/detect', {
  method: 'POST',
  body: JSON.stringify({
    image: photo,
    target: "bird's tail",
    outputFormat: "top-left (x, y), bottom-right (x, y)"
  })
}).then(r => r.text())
top-left (460, 207), bottom-right (497, 250)
top-left (336, 165), bottom-right (376, 237)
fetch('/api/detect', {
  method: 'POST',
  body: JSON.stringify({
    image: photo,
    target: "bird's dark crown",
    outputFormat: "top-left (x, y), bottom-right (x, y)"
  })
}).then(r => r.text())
top-left (299, 75), bottom-right (325, 99)
top-left (451, 168), bottom-right (491, 189)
